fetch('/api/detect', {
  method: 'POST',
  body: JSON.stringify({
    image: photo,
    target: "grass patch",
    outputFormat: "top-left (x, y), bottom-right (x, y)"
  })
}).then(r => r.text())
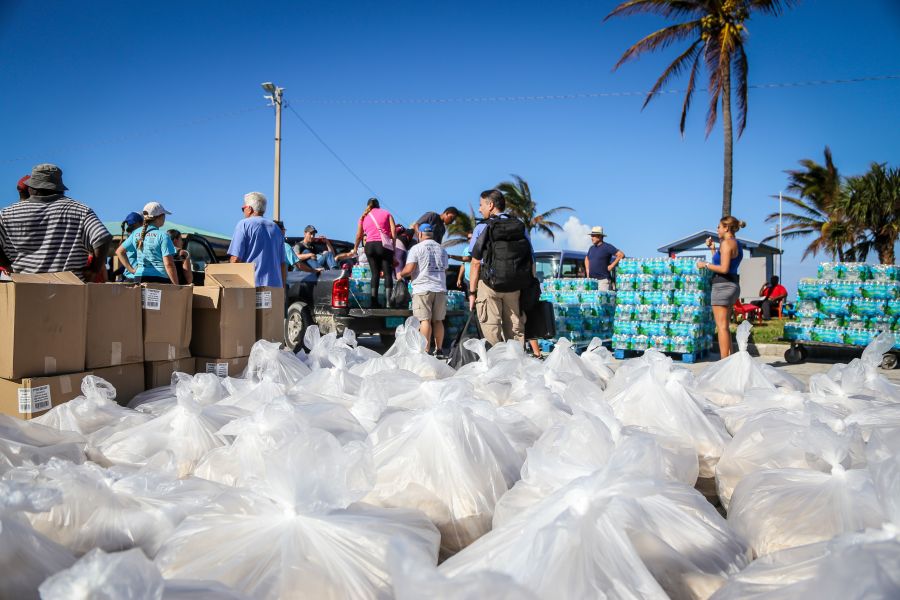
top-left (728, 318), bottom-right (787, 345)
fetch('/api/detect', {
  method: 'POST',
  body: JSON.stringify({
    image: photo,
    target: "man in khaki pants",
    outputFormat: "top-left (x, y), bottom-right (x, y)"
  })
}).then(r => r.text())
top-left (468, 189), bottom-right (534, 346)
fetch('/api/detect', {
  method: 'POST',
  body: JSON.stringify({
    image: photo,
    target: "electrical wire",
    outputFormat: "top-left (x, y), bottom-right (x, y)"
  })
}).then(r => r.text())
top-left (290, 74), bottom-right (900, 106)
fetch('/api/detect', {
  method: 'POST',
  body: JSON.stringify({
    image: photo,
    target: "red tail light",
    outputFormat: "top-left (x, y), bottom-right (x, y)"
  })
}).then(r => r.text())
top-left (332, 277), bottom-right (349, 308)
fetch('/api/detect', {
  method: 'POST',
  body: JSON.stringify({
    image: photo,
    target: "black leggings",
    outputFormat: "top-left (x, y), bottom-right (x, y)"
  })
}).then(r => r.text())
top-left (364, 241), bottom-right (393, 306)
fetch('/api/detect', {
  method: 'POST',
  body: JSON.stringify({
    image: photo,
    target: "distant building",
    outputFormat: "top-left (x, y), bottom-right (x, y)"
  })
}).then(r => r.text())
top-left (658, 230), bottom-right (782, 300)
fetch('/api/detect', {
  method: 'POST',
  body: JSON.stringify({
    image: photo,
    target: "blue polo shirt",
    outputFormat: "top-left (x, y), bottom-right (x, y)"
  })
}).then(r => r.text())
top-left (124, 225), bottom-right (176, 280)
top-left (228, 216), bottom-right (286, 287)
top-left (586, 241), bottom-right (619, 280)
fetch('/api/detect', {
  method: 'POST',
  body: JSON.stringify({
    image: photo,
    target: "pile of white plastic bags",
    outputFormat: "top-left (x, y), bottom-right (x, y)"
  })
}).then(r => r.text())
top-left (1, 317), bottom-right (898, 599)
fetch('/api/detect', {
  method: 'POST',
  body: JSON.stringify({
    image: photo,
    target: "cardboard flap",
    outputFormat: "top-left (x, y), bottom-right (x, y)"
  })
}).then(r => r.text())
top-left (205, 264), bottom-right (255, 288)
top-left (9, 272), bottom-right (85, 285)
top-left (192, 286), bottom-right (221, 309)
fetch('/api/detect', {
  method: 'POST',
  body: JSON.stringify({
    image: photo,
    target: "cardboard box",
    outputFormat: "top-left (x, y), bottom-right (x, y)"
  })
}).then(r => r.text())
top-left (0, 371), bottom-right (92, 419)
top-left (0, 272), bottom-right (88, 379)
top-left (86, 283), bottom-right (144, 368)
top-left (195, 356), bottom-right (249, 378)
top-left (91, 363), bottom-right (145, 407)
top-left (256, 286), bottom-right (285, 345)
top-left (144, 357), bottom-right (196, 390)
top-left (142, 284), bottom-right (193, 361)
top-left (191, 264), bottom-right (256, 359)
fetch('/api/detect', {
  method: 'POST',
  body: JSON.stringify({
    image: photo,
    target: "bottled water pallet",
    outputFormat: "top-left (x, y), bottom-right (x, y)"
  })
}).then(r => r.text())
top-left (613, 347), bottom-right (710, 364)
top-left (539, 338), bottom-right (611, 354)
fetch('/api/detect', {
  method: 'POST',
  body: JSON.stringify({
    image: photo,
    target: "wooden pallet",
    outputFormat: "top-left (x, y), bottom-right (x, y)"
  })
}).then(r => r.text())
top-left (612, 347), bottom-right (710, 363)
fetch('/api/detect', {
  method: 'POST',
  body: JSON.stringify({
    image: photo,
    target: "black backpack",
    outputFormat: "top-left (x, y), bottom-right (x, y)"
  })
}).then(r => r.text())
top-left (481, 216), bottom-right (533, 293)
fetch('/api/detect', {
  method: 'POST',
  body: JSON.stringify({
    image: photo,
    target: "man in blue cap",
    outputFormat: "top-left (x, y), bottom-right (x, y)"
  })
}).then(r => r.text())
top-left (399, 222), bottom-right (450, 357)
top-left (118, 211), bottom-right (144, 280)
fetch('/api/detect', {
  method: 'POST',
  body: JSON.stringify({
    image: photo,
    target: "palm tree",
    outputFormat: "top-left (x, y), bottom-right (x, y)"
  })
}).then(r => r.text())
top-left (496, 175), bottom-right (573, 241)
top-left (441, 206), bottom-right (478, 250)
top-left (761, 147), bottom-right (864, 261)
top-left (839, 163), bottom-right (900, 264)
top-left (606, 0), bottom-right (796, 217)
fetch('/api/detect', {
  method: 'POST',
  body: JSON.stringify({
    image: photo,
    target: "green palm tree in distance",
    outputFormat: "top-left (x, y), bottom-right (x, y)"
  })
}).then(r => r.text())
top-left (762, 147), bottom-right (864, 262)
top-left (496, 175), bottom-right (573, 242)
top-left (840, 163), bottom-right (900, 265)
top-left (606, 0), bottom-right (796, 217)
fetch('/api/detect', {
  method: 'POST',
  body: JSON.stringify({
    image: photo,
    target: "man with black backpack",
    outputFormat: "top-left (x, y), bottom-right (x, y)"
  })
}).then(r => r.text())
top-left (468, 189), bottom-right (534, 346)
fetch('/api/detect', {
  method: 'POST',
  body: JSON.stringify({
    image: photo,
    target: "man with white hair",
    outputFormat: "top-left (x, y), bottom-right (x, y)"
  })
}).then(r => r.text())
top-left (227, 191), bottom-right (286, 287)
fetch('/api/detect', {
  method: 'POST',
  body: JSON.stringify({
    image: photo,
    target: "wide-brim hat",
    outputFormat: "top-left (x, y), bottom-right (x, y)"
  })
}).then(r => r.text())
top-left (589, 226), bottom-right (605, 236)
top-left (27, 163), bottom-right (68, 192)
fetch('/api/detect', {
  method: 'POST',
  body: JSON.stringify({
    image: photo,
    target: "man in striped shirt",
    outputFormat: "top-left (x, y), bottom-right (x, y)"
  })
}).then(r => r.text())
top-left (0, 164), bottom-right (111, 281)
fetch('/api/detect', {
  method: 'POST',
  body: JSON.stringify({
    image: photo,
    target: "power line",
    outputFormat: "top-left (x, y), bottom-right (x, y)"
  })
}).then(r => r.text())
top-left (0, 105), bottom-right (268, 164)
top-left (290, 74), bottom-right (900, 106)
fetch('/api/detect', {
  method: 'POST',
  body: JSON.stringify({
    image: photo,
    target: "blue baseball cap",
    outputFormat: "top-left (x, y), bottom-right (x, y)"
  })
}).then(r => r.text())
top-left (419, 223), bottom-right (433, 233)
top-left (124, 212), bottom-right (143, 227)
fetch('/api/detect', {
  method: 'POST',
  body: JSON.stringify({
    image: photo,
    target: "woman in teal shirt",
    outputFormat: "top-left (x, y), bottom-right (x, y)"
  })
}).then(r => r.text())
top-left (116, 202), bottom-right (179, 284)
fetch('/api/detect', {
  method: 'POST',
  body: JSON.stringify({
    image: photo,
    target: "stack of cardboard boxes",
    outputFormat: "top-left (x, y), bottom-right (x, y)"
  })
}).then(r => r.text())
top-left (0, 262), bottom-right (285, 420)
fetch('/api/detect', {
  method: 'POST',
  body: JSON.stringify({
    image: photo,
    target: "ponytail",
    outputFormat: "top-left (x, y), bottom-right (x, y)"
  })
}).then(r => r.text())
top-left (136, 215), bottom-right (153, 250)
top-left (362, 197), bottom-right (380, 219)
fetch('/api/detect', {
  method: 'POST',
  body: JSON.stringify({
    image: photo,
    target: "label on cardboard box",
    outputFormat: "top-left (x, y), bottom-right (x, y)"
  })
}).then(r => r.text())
top-left (204, 362), bottom-right (229, 377)
top-left (18, 385), bottom-right (51, 413)
top-left (256, 291), bottom-right (273, 310)
top-left (142, 288), bottom-right (162, 310)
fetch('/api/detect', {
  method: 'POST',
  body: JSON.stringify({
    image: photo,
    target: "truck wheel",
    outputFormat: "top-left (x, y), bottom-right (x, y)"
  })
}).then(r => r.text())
top-left (881, 353), bottom-right (898, 370)
top-left (784, 345), bottom-right (805, 365)
top-left (285, 302), bottom-right (312, 352)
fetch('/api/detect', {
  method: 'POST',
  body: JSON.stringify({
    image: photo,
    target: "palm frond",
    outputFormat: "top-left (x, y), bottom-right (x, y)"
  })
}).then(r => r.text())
top-left (640, 37), bottom-right (702, 109)
top-left (614, 21), bottom-right (701, 70)
top-left (606, 0), bottom-right (704, 21)
top-left (733, 44), bottom-right (748, 136)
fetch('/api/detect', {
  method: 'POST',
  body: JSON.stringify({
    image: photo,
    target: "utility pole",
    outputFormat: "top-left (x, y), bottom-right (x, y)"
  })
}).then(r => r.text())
top-left (778, 191), bottom-right (783, 280)
top-left (261, 82), bottom-right (284, 221)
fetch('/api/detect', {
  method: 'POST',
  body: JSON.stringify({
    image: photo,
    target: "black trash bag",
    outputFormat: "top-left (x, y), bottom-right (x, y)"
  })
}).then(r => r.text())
top-left (524, 300), bottom-right (556, 340)
top-left (391, 280), bottom-right (412, 308)
top-left (448, 313), bottom-right (482, 369)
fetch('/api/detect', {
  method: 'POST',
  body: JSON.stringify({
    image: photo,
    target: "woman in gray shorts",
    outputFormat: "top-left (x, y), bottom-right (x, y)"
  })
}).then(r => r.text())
top-left (699, 216), bottom-right (745, 358)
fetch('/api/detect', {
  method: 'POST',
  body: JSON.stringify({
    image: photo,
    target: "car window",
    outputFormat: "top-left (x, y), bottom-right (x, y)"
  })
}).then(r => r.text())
top-left (535, 256), bottom-right (558, 281)
top-left (187, 239), bottom-right (214, 271)
top-left (560, 258), bottom-right (581, 278)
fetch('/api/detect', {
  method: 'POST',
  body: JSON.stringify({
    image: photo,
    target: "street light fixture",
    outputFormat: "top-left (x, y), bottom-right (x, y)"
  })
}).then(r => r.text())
top-left (261, 82), bottom-right (284, 221)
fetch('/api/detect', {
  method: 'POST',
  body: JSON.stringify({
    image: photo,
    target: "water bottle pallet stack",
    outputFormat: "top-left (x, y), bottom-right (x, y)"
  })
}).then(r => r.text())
top-left (611, 258), bottom-right (715, 363)
top-left (538, 278), bottom-right (615, 352)
top-left (784, 262), bottom-right (900, 349)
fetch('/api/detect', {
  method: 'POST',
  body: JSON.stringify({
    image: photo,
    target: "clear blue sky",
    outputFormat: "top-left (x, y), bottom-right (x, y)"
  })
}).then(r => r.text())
top-left (2, 0), bottom-right (898, 293)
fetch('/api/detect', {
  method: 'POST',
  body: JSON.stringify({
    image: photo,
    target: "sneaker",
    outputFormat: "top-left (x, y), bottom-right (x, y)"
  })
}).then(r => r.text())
top-left (433, 350), bottom-right (447, 361)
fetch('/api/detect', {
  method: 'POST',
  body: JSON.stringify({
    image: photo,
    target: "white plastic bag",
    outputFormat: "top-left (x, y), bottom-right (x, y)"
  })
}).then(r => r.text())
top-left (0, 414), bottom-right (86, 475)
top-left (365, 391), bottom-right (522, 557)
top-left (33, 376), bottom-right (153, 446)
top-left (696, 322), bottom-right (804, 406)
top-left (442, 471), bottom-right (750, 600)
top-left (39, 548), bottom-right (251, 600)
top-left (727, 463), bottom-right (886, 557)
top-left (6, 458), bottom-right (227, 557)
top-left (0, 480), bottom-right (75, 600)
top-left (245, 339), bottom-right (312, 386)
top-left (156, 432), bottom-right (440, 599)
top-left (716, 412), bottom-right (866, 509)
top-left (98, 380), bottom-right (246, 476)
top-left (607, 358), bottom-right (731, 477)
top-left (578, 337), bottom-right (615, 388)
top-left (389, 538), bottom-right (539, 600)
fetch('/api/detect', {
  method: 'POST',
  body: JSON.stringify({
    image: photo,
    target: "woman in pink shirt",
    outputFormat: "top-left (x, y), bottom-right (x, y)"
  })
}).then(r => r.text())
top-left (354, 198), bottom-right (396, 308)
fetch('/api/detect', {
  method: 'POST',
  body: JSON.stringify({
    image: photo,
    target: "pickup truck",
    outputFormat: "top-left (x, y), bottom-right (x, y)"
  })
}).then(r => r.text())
top-left (282, 237), bottom-right (411, 350)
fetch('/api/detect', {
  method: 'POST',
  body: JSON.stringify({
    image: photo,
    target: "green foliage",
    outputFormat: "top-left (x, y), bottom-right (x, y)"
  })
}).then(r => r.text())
top-left (496, 175), bottom-right (573, 242)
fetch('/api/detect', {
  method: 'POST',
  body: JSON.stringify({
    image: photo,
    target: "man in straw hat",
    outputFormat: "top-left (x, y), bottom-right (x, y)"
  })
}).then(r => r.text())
top-left (584, 225), bottom-right (624, 291)
top-left (0, 163), bottom-right (111, 281)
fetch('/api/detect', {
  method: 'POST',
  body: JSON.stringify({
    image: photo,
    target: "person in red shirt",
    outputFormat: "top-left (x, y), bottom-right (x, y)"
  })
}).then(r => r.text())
top-left (752, 276), bottom-right (788, 320)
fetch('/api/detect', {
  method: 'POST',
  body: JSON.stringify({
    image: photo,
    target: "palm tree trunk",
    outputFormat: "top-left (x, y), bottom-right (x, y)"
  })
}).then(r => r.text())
top-left (876, 235), bottom-right (895, 265)
top-left (721, 60), bottom-right (733, 217)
